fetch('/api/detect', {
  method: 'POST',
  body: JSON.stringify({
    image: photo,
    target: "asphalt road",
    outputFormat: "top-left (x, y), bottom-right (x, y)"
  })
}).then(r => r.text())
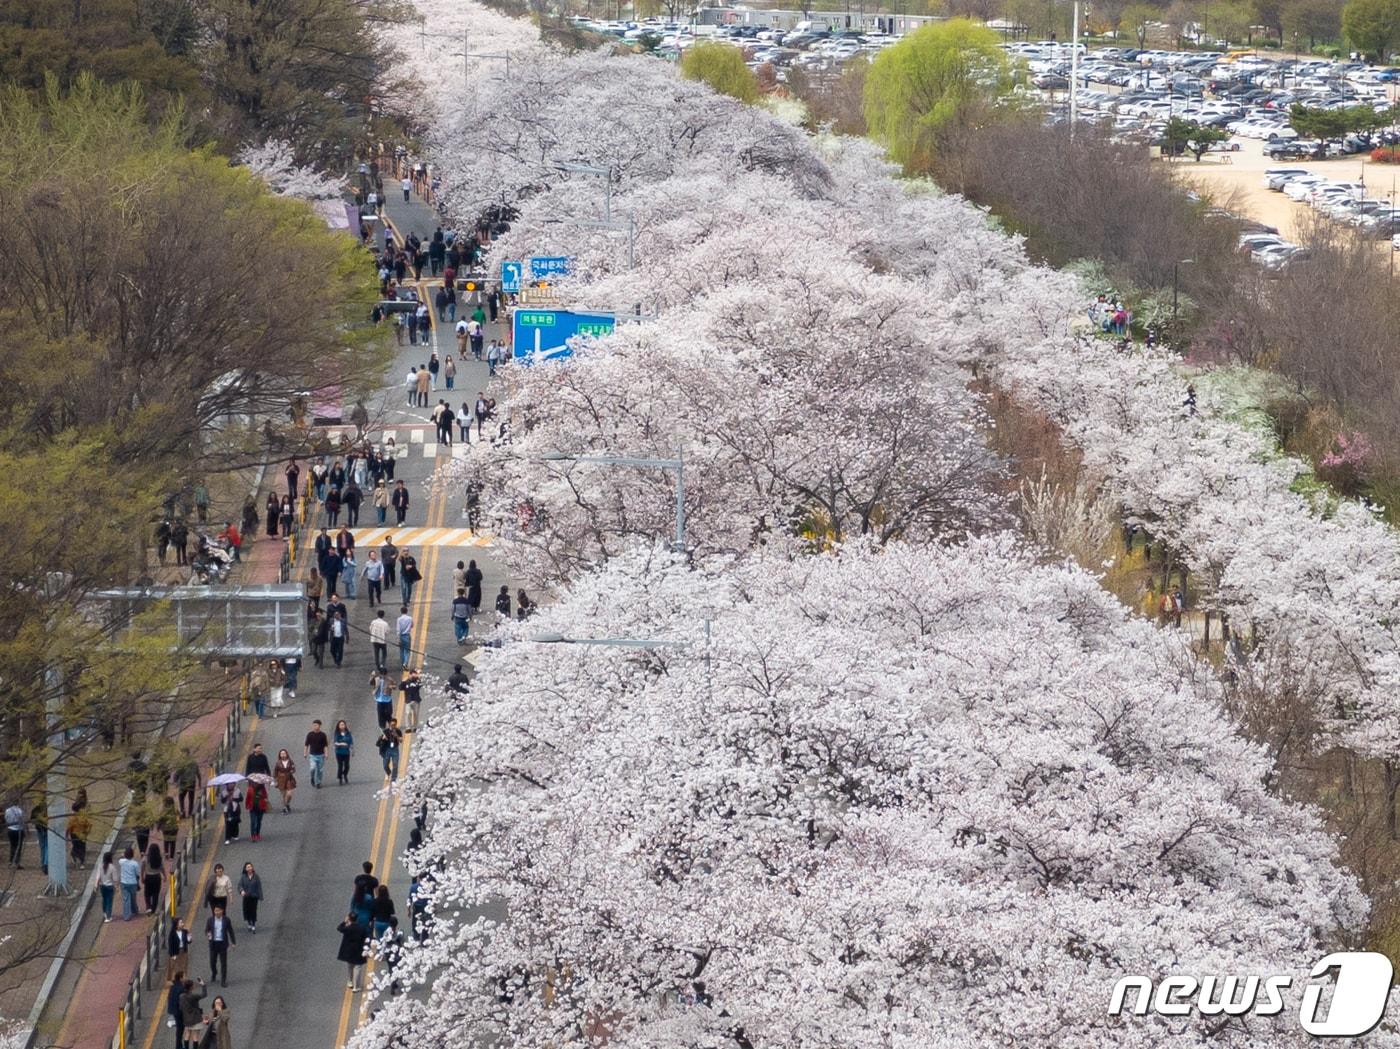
top-left (135, 184), bottom-right (513, 1049)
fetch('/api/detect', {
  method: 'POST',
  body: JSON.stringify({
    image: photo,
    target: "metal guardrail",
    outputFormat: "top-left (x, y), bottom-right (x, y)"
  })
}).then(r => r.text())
top-left (109, 683), bottom-right (245, 1049)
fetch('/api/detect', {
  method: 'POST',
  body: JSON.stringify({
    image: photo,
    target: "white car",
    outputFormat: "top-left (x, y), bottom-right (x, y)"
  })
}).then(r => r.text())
top-left (1283, 176), bottom-right (1328, 201)
top-left (1263, 167), bottom-right (1311, 190)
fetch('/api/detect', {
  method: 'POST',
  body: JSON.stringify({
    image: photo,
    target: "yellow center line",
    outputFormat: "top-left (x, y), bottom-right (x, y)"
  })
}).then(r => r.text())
top-left (334, 289), bottom-right (449, 1048)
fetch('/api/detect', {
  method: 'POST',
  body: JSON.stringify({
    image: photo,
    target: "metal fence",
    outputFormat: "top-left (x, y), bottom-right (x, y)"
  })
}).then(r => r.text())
top-left (110, 693), bottom-right (245, 1049)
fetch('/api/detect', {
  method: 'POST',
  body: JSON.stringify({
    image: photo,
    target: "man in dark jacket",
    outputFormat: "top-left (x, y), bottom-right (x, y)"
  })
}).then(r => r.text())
top-left (206, 906), bottom-right (236, 986)
top-left (380, 538), bottom-right (399, 586)
top-left (391, 481), bottom-right (410, 525)
top-left (244, 744), bottom-right (271, 778)
top-left (343, 482), bottom-right (363, 527)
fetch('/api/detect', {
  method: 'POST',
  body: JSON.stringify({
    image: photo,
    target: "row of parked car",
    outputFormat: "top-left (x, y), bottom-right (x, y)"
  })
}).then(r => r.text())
top-left (1030, 43), bottom-right (1396, 148)
top-left (1263, 167), bottom-right (1400, 238)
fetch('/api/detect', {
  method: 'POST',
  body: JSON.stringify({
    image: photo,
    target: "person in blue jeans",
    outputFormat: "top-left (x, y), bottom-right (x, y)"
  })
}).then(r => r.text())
top-left (118, 846), bottom-right (141, 919)
top-left (98, 852), bottom-right (116, 922)
top-left (395, 607), bottom-right (413, 669)
top-left (451, 589), bottom-right (470, 644)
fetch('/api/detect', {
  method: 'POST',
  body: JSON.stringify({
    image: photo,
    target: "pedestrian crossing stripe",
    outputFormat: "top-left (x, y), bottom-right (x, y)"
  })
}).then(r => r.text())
top-left (352, 527), bottom-right (492, 548)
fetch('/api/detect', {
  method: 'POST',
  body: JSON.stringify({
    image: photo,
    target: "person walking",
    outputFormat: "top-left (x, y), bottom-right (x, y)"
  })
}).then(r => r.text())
top-left (166, 971), bottom-right (185, 1039)
top-left (459, 401), bottom-right (472, 443)
top-left (221, 788), bottom-right (241, 844)
top-left (383, 437), bottom-right (398, 481)
top-left (380, 536), bottom-right (399, 587)
top-left (205, 905), bottom-right (235, 987)
top-left (305, 720), bottom-right (329, 788)
top-left (264, 493), bottom-right (279, 539)
top-left (70, 801), bottom-right (92, 869)
top-left (171, 519), bottom-right (189, 566)
top-left (344, 481), bottom-right (363, 528)
top-left (415, 365), bottom-right (430, 407)
top-left (337, 912), bottom-right (371, 991)
top-left (329, 610), bottom-right (348, 667)
top-left (399, 553), bottom-right (421, 605)
top-left (278, 495), bottom-right (293, 538)
top-left (373, 672), bottom-right (395, 730)
top-left (306, 567), bottom-right (324, 613)
top-left (474, 393), bottom-right (489, 438)
top-left (245, 743), bottom-right (271, 778)
top-left (167, 918), bottom-right (192, 982)
top-left (372, 481), bottom-right (389, 525)
top-left (334, 720), bottom-right (354, 784)
top-left (370, 609), bottom-right (389, 671)
top-left (377, 719), bottom-right (404, 781)
top-left (451, 588), bottom-right (471, 644)
top-left (207, 996), bottom-right (233, 1049)
top-left (362, 551), bottom-right (384, 608)
top-left (495, 584), bottom-right (512, 619)
top-left (250, 660), bottom-right (269, 720)
top-left (352, 862), bottom-right (378, 926)
top-left (119, 846), bottom-right (141, 919)
top-left (142, 841), bottom-right (165, 914)
top-left (400, 670), bottom-right (422, 732)
top-left (238, 863), bottom-right (263, 932)
top-left (395, 606), bottom-right (413, 669)
top-left (5, 801), bottom-right (24, 868)
top-left (391, 480), bottom-right (410, 525)
top-left (324, 485), bottom-right (341, 527)
top-left (98, 851), bottom-right (117, 922)
top-left (311, 610), bottom-right (329, 668)
top-left (342, 550), bottom-right (359, 600)
top-left (178, 978), bottom-right (207, 1049)
top-left (284, 458), bottom-right (301, 502)
top-left (444, 352), bottom-right (457, 391)
top-left (158, 796), bottom-right (178, 860)
top-left (206, 863), bottom-right (233, 913)
top-left (401, 175), bottom-right (411, 202)
top-left (428, 351), bottom-right (440, 391)
top-left (370, 884), bottom-right (397, 937)
top-left (274, 750), bottom-right (297, 813)
top-left (267, 658), bottom-right (287, 717)
top-left (245, 780), bottom-right (269, 841)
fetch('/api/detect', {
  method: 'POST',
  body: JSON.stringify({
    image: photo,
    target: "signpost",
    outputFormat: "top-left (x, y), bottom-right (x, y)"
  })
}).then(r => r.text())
top-left (511, 309), bottom-right (615, 362)
top-left (528, 256), bottom-right (571, 281)
top-left (500, 261), bottom-right (522, 293)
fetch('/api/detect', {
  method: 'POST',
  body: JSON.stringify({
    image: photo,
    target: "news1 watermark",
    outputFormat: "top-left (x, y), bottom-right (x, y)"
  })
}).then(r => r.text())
top-left (1110, 952), bottom-right (1394, 1037)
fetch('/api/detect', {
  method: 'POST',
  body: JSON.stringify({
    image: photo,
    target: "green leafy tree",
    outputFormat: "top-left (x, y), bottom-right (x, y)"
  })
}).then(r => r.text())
top-left (863, 18), bottom-right (1011, 173)
top-left (0, 0), bottom-right (202, 105)
top-left (1121, 3), bottom-right (1161, 46)
top-left (680, 41), bottom-right (759, 103)
top-left (1290, 101), bottom-right (1392, 138)
top-left (1206, 0), bottom-right (1254, 41)
top-left (1342, 0), bottom-right (1400, 59)
top-left (194, 0), bottom-right (412, 163)
top-left (1283, 0), bottom-right (1343, 47)
top-left (1163, 116), bottom-right (1230, 159)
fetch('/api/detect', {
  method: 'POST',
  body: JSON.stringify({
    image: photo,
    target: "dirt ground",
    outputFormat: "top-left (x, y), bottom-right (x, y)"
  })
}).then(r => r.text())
top-left (1173, 137), bottom-right (1398, 239)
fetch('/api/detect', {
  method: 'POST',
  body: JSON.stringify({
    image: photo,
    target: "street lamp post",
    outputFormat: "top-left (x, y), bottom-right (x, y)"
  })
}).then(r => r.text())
top-left (538, 451), bottom-right (685, 550)
top-left (1172, 258), bottom-right (1194, 330)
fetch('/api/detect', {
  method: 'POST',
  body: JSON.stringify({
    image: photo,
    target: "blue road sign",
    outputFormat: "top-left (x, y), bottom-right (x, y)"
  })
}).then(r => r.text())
top-left (528, 256), bottom-right (571, 281)
top-left (500, 261), bottom-right (522, 293)
top-left (512, 309), bottom-right (615, 362)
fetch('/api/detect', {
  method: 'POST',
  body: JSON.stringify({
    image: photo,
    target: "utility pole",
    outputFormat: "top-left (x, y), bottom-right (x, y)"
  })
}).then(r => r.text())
top-left (40, 664), bottom-right (70, 897)
top-left (1069, 0), bottom-right (1080, 132)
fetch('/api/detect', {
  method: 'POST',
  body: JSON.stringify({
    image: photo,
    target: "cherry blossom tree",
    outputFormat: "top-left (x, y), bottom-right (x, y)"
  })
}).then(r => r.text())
top-left (234, 140), bottom-right (347, 202)
top-left (350, 538), bottom-right (1379, 1049)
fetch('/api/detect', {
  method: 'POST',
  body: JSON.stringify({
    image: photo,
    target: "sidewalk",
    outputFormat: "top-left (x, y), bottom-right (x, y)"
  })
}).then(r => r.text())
top-left (34, 528), bottom-right (291, 1049)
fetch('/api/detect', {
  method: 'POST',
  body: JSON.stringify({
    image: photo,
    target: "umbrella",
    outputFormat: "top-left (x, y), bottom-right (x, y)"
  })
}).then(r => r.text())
top-left (246, 773), bottom-right (273, 786)
top-left (207, 773), bottom-right (246, 787)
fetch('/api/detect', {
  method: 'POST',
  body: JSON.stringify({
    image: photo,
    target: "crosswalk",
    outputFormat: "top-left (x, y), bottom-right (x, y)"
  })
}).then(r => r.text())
top-left (322, 427), bottom-right (481, 458)
top-left (352, 526), bottom-right (491, 548)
